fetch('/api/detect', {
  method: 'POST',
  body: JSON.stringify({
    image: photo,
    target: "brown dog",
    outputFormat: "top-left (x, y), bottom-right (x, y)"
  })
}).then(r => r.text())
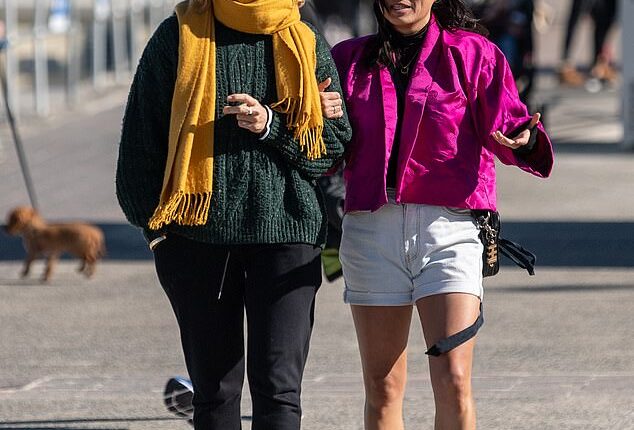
top-left (4, 206), bottom-right (105, 281)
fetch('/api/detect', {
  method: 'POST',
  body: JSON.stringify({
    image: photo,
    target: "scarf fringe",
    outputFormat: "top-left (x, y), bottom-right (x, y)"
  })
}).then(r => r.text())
top-left (148, 191), bottom-right (212, 230)
top-left (297, 126), bottom-right (326, 160)
top-left (272, 97), bottom-right (326, 160)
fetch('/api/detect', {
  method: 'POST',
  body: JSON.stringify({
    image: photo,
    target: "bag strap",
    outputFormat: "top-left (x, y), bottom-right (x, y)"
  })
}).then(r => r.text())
top-left (499, 238), bottom-right (536, 275)
top-left (426, 303), bottom-right (484, 356)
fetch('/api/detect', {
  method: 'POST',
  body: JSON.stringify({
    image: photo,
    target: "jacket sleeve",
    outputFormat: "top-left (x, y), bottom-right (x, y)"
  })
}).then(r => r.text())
top-left (259, 26), bottom-right (352, 180)
top-left (474, 44), bottom-right (554, 178)
top-left (115, 16), bottom-right (178, 239)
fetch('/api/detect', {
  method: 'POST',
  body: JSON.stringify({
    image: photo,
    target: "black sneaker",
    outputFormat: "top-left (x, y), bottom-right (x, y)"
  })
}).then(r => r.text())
top-left (164, 376), bottom-right (194, 425)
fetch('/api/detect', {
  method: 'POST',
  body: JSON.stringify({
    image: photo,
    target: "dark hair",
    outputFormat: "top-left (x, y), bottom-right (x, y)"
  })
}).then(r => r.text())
top-left (366, 0), bottom-right (488, 69)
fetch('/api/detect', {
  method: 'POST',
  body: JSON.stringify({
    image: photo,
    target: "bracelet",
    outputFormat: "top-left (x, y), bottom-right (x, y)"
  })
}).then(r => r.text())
top-left (148, 234), bottom-right (167, 251)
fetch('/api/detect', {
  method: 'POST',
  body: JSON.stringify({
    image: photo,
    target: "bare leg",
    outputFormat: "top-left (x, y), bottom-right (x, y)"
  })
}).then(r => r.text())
top-left (416, 293), bottom-right (481, 430)
top-left (351, 305), bottom-right (413, 430)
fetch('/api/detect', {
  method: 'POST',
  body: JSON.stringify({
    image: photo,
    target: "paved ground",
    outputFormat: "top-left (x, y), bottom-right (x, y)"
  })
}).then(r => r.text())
top-left (1, 2), bottom-right (633, 428)
top-left (0, 263), bottom-right (632, 430)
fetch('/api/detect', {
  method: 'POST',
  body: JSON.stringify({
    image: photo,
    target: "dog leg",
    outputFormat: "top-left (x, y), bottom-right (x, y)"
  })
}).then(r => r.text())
top-left (43, 253), bottom-right (59, 282)
top-left (21, 252), bottom-right (36, 278)
top-left (84, 260), bottom-right (96, 278)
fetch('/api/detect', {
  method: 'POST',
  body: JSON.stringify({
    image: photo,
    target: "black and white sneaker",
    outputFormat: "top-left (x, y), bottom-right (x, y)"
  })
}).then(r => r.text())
top-left (164, 376), bottom-right (194, 425)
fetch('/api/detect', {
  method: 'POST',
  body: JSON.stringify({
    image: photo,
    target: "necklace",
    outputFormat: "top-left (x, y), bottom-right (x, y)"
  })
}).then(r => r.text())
top-left (392, 26), bottom-right (428, 75)
top-left (399, 53), bottom-right (418, 75)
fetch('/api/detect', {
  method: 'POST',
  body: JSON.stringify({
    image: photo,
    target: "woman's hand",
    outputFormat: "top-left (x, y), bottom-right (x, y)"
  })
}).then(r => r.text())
top-left (223, 94), bottom-right (269, 134)
top-left (318, 77), bottom-right (344, 119)
top-left (492, 113), bottom-right (540, 150)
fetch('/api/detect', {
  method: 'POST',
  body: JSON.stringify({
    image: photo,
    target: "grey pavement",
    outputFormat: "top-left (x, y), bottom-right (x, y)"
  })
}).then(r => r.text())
top-left (1, 4), bottom-right (634, 429)
top-left (0, 263), bottom-right (632, 429)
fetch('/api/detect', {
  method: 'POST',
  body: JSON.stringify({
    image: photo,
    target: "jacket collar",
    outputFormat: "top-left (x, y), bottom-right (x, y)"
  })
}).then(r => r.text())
top-left (379, 15), bottom-right (442, 195)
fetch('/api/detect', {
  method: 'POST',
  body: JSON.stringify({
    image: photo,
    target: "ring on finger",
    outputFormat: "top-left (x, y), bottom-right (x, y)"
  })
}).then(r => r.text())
top-left (247, 107), bottom-right (253, 116)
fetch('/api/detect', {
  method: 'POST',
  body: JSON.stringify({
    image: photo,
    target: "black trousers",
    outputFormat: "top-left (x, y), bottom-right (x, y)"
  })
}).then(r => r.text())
top-left (591, 0), bottom-right (617, 63)
top-left (563, 0), bottom-right (617, 63)
top-left (153, 234), bottom-right (322, 430)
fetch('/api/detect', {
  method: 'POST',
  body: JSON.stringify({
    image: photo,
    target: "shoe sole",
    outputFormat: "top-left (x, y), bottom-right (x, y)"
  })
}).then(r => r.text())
top-left (164, 376), bottom-right (194, 421)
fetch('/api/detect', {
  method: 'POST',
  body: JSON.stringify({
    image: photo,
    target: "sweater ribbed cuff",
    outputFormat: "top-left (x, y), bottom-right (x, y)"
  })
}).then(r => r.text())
top-left (259, 109), bottom-right (285, 145)
top-left (258, 105), bottom-right (274, 141)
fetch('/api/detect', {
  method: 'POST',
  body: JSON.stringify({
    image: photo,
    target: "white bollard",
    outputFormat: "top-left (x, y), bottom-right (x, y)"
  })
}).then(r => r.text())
top-left (624, 0), bottom-right (634, 150)
top-left (111, 0), bottom-right (130, 83)
top-left (129, 0), bottom-right (146, 68)
top-left (65, 2), bottom-right (80, 106)
top-left (149, 0), bottom-right (164, 31)
top-left (93, 0), bottom-right (111, 89)
top-left (34, 0), bottom-right (50, 117)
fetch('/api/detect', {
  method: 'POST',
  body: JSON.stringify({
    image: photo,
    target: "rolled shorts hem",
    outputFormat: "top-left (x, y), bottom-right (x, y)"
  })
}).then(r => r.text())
top-left (344, 282), bottom-right (483, 306)
top-left (412, 281), bottom-right (483, 303)
top-left (343, 287), bottom-right (415, 306)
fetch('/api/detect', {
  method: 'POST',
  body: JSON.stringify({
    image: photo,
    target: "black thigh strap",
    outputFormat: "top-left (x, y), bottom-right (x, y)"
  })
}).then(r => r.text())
top-left (425, 303), bottom-right (484, 357)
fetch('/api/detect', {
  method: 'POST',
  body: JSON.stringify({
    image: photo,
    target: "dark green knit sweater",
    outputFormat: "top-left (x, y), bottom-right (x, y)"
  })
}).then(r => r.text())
top-left (116, 16), bottom-right (351, 246)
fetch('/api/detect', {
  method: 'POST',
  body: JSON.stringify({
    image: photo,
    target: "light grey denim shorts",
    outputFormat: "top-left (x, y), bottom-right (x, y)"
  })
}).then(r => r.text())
top-left (339, 194), bottom-right (484, 306)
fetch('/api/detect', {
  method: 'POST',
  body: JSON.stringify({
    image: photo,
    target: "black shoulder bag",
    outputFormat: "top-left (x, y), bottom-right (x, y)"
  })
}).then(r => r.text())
top-left (471, 210), bottom-right (536, 277)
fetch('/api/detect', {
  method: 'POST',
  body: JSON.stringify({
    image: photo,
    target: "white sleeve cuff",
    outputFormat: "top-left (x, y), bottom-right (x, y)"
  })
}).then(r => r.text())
top-left (258, 105), bottom-right (274, 141)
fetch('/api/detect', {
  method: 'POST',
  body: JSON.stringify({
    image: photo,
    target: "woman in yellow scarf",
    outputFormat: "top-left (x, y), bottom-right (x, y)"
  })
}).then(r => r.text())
top-left (116, 0), bottom-right (350, 427)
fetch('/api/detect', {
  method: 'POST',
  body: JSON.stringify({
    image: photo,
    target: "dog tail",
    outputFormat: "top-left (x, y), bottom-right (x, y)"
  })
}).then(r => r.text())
top-left (97, 233), bottom-right (107, 259)
top-left (86, 229), bottom-right (106, 262)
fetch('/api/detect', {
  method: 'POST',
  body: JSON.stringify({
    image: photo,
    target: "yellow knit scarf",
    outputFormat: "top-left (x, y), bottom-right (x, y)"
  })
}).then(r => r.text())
top-left (148, 0), bottom-right (325, 230)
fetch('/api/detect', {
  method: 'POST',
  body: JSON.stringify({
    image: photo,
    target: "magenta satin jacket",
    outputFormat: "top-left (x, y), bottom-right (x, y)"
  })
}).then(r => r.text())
top-left (331, 16), bottom-right (554, 213)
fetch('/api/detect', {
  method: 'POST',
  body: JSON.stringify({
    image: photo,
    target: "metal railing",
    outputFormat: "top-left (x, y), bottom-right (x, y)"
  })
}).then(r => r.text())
top-left (0, 0), bottom-right (177, 118)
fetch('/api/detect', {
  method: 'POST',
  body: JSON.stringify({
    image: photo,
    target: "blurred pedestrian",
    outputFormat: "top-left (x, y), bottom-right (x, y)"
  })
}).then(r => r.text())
top-left (332, 0), bottom-right (554, 428)
top-left (0, 19), bottom-right (6, 51)
top-left (588, 0), bottom-right (618, 84)
top-left (314, 0), bottom-right (363, 44)
top-left (467, 0), bottom-right (535, 105)
top-left (298, 0), bottom-right (323, 28)
top-left (559, 0), bottom-right (618, 86)
top-left (116, 0), bottom-right (350, 428)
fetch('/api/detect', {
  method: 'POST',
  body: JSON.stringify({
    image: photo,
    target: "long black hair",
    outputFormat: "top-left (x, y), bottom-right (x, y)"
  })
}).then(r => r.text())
top-left (366, 0), bottom-right (488, 69)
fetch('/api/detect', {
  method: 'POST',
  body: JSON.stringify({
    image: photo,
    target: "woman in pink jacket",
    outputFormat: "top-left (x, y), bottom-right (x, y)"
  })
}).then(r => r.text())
top-left (331, 0), bottom-right (553, 428)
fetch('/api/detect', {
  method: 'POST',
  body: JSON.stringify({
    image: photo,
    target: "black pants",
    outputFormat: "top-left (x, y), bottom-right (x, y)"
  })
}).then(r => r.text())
top-left (591, 0), bottom-right (617, 63)
top-left (153, 234), bottom-right (322, 430)
top-left (563, 0), bottom-right (617, 63)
